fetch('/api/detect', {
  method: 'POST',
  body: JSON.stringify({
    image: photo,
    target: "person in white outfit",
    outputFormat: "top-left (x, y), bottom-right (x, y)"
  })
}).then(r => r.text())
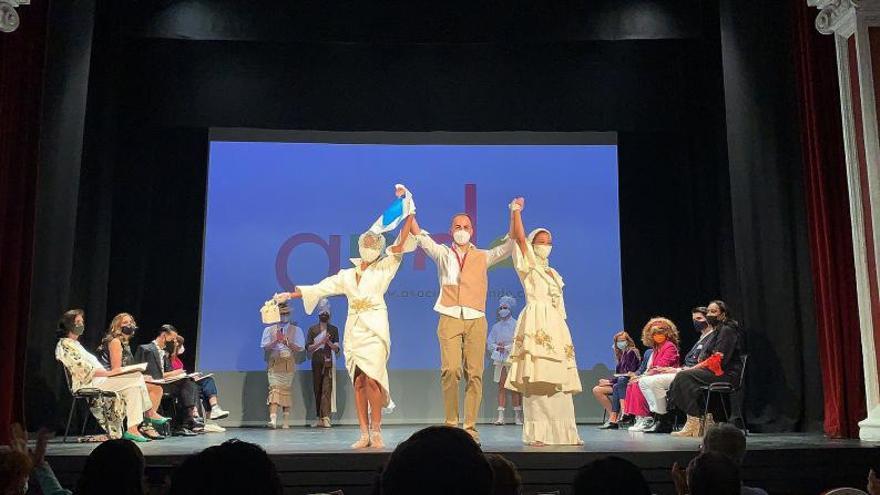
top-left (504, 198), bottom-right (583, 446)
top-left (260, 303), bottom-right (305, 429)
top-left (486, 295), bottom-right (522, 425)
top-left (277, 214), bottom-right (416, 449)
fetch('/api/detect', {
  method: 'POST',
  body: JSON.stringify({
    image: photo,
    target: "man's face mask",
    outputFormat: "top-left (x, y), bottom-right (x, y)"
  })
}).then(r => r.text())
top-left (319, 313), bottom-right (330, 322)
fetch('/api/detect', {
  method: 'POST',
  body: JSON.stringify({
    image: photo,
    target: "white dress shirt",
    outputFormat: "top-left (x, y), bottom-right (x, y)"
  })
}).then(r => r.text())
top-left (415, 230), bottom-right (514, 320)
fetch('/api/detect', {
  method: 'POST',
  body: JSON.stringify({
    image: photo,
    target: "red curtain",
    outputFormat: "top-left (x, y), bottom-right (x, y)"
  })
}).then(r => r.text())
top-left (793, 0), bottom-right (866, 438)
top-left (0, 2), bottom-right (49, 444)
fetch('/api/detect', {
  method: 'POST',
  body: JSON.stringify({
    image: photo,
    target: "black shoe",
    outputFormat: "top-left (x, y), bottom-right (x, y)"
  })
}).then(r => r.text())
top-left (643, 415), bottom-right (673, 433)
top-left (184, 419), bottom-right (205, 433)
top-left (171, 427), bottom-right (197, 437)
top-left (618, 415), bottom-right (635, 428)
top-left (597, 421), bottom-right (619, 430)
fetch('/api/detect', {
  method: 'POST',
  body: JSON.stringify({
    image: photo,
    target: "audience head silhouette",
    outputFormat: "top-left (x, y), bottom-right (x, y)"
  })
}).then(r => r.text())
top-left (702, 423), bottom-right (747, 465)
top-left (687, 451), bottom-right (741, 495)
top-left (169, 439), bottom-right (281, 495)
top-left (380, 426), bottom-right (493, 495)
top-left (572, 456), bottom-right (651, 495)
top-left (485, 453), bottom-right (521, 495)
top-left (74, 439), bottom-right (145, 495)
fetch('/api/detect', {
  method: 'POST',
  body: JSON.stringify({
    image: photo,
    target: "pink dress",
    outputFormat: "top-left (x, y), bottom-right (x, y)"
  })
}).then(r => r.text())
top-left (624, 341), bottom-right (679, 416)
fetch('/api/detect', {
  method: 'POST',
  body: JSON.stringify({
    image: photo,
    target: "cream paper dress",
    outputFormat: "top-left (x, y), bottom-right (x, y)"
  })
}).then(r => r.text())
top-left (504, 237), bottom-right (582, 445)
top-left (297, 245), bottom-right (411, 410)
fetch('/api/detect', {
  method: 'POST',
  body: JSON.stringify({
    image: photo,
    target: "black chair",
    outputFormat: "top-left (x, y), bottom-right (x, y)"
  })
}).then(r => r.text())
top-left (59, 363), bottom-right (118, 443)
top-left (698, 354), bottom-right (749, 436)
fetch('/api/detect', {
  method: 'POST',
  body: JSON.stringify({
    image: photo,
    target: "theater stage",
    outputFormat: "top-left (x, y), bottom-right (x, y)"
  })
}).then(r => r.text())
top-left (44, 425), bottom-right (879, 495)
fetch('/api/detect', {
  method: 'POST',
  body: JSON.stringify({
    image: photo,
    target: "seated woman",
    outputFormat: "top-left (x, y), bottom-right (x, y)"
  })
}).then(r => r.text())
top-left (55, 309), bottom-right (153, 442)
top-left (669, 300), bottom-right (746, 437)
top-left (592, 331), bottom-right (640, 429)
top-left (624, 318), bottom-right (680, 433)
top-left (168, 335), bottom-right (229, 428)
top-left (636, 307), bottom-right (716, 433)
top-left (96, 312), bottom-right (168, 439)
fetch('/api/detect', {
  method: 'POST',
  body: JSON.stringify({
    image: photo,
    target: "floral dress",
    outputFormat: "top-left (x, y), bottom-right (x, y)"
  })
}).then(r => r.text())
top-left (55, 338), bottom-right (127, 439)
top-left (504, 242), bottom-right (582, 445)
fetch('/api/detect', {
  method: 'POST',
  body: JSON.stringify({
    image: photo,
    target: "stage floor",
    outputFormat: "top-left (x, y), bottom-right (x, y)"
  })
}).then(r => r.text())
top-left (45, 425), bottom-right (880, 495)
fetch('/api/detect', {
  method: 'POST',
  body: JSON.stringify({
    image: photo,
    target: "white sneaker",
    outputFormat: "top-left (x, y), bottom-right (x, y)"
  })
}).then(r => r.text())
top-left (203, 423), bottom-right (226, 433)
top-left (514, 407), bottom-right (523, 426)
top-left (628, 417), bottom-right (649, 432)
top-left (209, 407), bottom-right (229, 420)
top-left (494, 408), bottom-right (505, 425)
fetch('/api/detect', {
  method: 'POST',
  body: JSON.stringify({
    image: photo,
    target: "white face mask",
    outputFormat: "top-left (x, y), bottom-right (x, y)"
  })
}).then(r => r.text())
top-left (453, 229), bottom-right (471, 245)
top-left (498, 308), bottom-right (511, 318)
top-left (360, 246), bottom-right (381, 263)
top-left (178, 346), bottom-right (185, 356)
top-left (534, 244), bottom-right (552, 259)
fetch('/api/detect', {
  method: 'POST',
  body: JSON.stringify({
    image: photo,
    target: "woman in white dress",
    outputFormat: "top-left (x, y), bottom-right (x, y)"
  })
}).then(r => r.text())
top-left (504, 198), bottom-right (583, 446)
top-left (277, 215), bottom-right (415, 449)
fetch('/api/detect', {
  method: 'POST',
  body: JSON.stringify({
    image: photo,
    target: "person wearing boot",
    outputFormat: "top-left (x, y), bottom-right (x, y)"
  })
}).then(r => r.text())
top-left (486, 295), bottom-right (522, 425)
top-left (668, 300), bottom-right (745, 437)
top-left (639, 307), bottom-right (715, 433)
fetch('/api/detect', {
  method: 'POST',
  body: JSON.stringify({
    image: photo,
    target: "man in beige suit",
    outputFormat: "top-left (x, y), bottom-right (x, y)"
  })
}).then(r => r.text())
top-left (411, 211), bottom-right (514, 443)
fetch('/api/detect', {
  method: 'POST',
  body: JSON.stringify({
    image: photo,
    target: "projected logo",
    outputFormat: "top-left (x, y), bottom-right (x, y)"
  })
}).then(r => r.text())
top-left (274, 184), bottom-right (513, 292)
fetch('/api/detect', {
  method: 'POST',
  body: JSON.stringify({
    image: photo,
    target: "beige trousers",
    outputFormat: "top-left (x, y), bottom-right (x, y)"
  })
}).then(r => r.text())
top-left (437, 314), bottom-right (488, 435)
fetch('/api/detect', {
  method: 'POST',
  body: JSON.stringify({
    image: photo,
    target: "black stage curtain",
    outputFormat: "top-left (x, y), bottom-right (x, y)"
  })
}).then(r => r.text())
top-left (24, 0), bottom-right (824, 433)
top-left (718, 0), bottom-right (824, 432)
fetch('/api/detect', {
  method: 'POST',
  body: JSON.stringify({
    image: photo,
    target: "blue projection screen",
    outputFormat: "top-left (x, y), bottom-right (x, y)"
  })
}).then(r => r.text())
top-left (198, 130), bottom-right (623, 373)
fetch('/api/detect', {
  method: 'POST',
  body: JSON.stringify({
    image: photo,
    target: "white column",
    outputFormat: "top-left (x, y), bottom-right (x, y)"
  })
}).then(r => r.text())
top-left (809, 0), bottom-right (880, 440)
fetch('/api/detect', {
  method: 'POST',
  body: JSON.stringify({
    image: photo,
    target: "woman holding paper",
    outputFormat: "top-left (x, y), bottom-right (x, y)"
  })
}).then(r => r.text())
top-left (55, 309), bottom-right (154, 442)
top-left (504, 197), bottom-right (583, 446)
top-left (97, 312), bottom-right (168, 435)
top-left (276, 186), bottom-right (416, 449)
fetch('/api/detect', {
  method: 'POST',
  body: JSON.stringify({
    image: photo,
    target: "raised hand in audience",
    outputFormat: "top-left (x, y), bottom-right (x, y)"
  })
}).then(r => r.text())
top-left (9, 423), bottom-right (49, 468)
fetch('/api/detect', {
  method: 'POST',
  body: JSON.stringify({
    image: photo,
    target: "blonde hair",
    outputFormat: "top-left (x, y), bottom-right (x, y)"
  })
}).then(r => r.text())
top-left (102, 312), bottom-right (137, 347)
top-left (612, 331), bottom-right (639, 362)
top-left (640, 317), bottom-right (679, 347)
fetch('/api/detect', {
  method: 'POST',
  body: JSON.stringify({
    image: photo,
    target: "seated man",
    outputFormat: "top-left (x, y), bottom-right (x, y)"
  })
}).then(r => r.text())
top-left (135, 324), bottom-right (203, 436)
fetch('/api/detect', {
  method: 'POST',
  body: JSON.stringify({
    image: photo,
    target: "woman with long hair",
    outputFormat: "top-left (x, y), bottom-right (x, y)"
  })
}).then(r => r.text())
top-left (624, 317), bottom-right (680, 432)
top-left (592, 331), bottom-right (641, 429)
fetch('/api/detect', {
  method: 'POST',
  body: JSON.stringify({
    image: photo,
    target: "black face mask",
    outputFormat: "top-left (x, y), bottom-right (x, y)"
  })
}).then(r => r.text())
top-left (319, 314), bottom-right (330, 322)
top-left (693, 320), bottom-right (709, 332)
top-left (121, 325), bottom-right (137, 336)
top-left (706, 315), bottom-right (721, 327)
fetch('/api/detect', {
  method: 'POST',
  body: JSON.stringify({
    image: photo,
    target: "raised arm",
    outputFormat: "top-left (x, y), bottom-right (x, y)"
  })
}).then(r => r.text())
top-left (410, 216), bottom-right (448, 261)
top-left (389, 214), bottom-right (415, 254)
top-left (510, 197), bottom-right (528, 255)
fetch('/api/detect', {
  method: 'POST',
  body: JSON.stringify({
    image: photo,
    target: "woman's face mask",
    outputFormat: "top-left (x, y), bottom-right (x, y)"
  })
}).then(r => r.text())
top-left (121, 325), bottom-right (137, 336)
top-left (177, 346), bottom-right (185, 356)
top-left (72, 323), bottom-right (85, 336)
top-left (616, 340), bottom-right (628, 350)
top-left (498, 308), bottom-right (511, 318)
top-left (534, 244), bottom-right (553, 260)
